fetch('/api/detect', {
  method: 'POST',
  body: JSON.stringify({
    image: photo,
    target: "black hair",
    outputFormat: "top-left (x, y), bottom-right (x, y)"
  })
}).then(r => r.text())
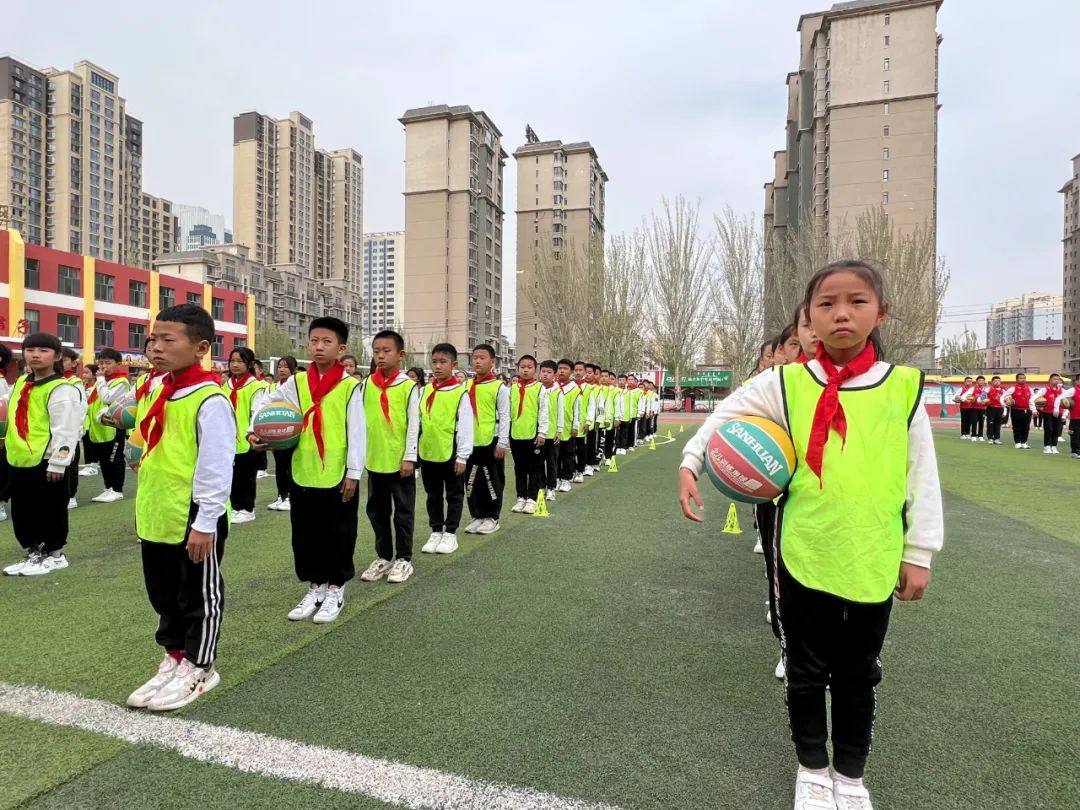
top-left (583, 363), bottom-right (595, 372)
top-left (539, 359), bottom-right (557, 372)
top-left (143, 335), bottom-right (154, 352)
top-left (278, 355), bottom-right (298, 374)
top-left (310, 316), bottom-right (349, 344)
top-left (802, 259), bottom-right (887, 360)
top-left (991, 376), bottom-right (1001, 382)
top-left (617, 373), bottom-right (627, 379)
top-left (341, 353), bottom-right (359, 364)
top-left (253, 359), bottom-right (264, 371)
top-left (156, 303), bottom-right (215, 344)
top-left (407, 367), bottom-right (426, 384)
top-left (85, 363), bottom-right (98, 375)
top-left (517, 354), bottom-right (537, 367)
top-left (431, 343), bottom-right (458, 361)
top-left (557, 358), bottom-right (573, 370)
top-left (96, 347), bottom-right (123, 363)
top-left (964, 376), bottom-right (973, 382)
top-left (573, 360), bottom-right (586, 369)
top-left (975, 375), bottom-right (986, 382)
top-left (472, 343), bottom-right (496, 360)
top-left (791, 301), bottom-right (810, 331)
top-left (777, 323), bottom-right (797, 345)
top-left (371, 329), bottom-right (404, 352)
top-left (229, 346), bottom-right (257, 374)
top-left (1049, 372), bottom-right (1062, 379)
top-left (61, 347), bottom-right (79, 362)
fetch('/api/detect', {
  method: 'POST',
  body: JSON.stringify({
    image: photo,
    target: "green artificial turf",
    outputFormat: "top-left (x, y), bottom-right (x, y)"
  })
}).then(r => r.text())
top-left (3, 423), bottom-right (1078, 809)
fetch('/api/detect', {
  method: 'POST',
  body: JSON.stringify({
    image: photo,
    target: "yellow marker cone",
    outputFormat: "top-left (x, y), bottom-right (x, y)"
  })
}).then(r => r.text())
top-left (679, 423), bottom-right (685, 433)
top-left (649, 437), bottom-right (657, 450)
top-left (533, 491), bottom-right (550, 518)
top-left (666, 429), bottom-right (674, 440)
top-left (722, 503), bottom-right (742, 535)
top-left (608, 455), bottom-right (619, 473)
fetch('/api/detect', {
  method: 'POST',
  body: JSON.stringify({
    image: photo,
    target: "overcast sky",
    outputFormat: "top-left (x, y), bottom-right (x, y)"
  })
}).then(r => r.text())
top-left (10, 0), bottom-right (1080, 345)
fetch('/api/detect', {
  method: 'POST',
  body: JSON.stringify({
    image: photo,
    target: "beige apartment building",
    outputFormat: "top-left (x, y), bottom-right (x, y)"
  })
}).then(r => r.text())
top-left (0, 58), bottom-right (143, 263)
top-left (513, 127), bottom-right (607, 359)
top-left (139, 192), bottom-right (177, 269)
top-left (399, 104), bottom-right (507, 362)
top-left (1061, 153), bottom-right (1080, 376)
top-left (363, 231), bottom-right (405, 338)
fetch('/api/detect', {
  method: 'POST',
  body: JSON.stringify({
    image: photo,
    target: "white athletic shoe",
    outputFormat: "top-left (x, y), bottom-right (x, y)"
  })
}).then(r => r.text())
top-left (1014, 443), bottom-right (1021, 448)
top-left (753, 539), bottom-right (764, 554)
top-left (92, 488), bottom-right (124, 503)
top-left (572, 473), bottom-right (584, 484)
top-left (436, 533), bottom-right (458, 554)
top-left (313, 586), bottom-right (344, 623)
top-left (766, 608), bottom-right (772, 625)
top-left (1043, 446), bottom-right (1052, 454)
top-left (3, 550), bottom-right (35, 576)
top-left (1072, 453), bottom-right (1080, 459)
top-left (832, 777), bottom-right (874, 810)
top-left (523, 499), bottom-right (537, 514)
top-left (78, 464), bottom-right (99, 477)
top-left (1052, 447), bottom-right (1060, 454)
top-left (256, 469), bottom-right (270, 479)
top-left (67, 497), bottom-right (78, 510)
top-left (794, 768), bottom-right (837, 810)
top-left (557, 480), bottom-right (571, 493)
top-left (20, 552), bottom-right (68, 576)
top-left (1058, 435), bottom-right (1066, 443)
top-left (545, 489), bottom-right (556, 502)
top-left (267, 496), bottom-right (283, 511)
top-left (277, 497), bottom-right (291, 512)
top-left (584, 466), bottom-right (595, 476)
top-left (127, 655), bottom-right (181, 708)
top-left (421, 531), bottom-right (443, 553)
top-left (0, 504), bottom-right (6, 521)
top-left (511, 497), bottom-right (526, 513)
top-left (463, 518), bottom-right (484, 534)
top-left (359, 557), bottom-right (393, 581)
top-left (288, 584), bottom-right (326, 621)
top-left (604, 458), bottom-right (612, 466)
top-left (147, 659), bottom-right (220, 711)
top-left (386, 559), bottom-right (414, 583)
top-left (775, 657), bottom-right (786, 679)
top-left (231, 510), bottom-right (256, 524)
top-left (617, 448), bottom-right (626, 456)
top-left (475, 518), bottom-right (500, 535)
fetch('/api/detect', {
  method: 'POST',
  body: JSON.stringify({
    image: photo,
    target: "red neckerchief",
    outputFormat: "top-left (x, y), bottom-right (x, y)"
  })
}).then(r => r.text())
top-left (227, 373), bottom-right (252, 408)
top-left (543, 380), bottom-right (557, 391)
top-left (303, 361), bottom-right (346, 462)
top-left (515, 379), bottom-right (535, 416)
top-left (140, 365), bottom-right (220, 456)
top-left (14, 373), bottom-right (39, 443)
top-left (805, 341), bottom-right (878, 487)
top-left (796, 353), bottom-right (810, 364)
top-left (63, 370), bottom-right (76, 379)
top-left (425, 376), bottom-right (458, 413)
top-left (369, 367), bottom-right (401, 429)
top-left (469, 373), bottom-right (495, 416)
top-left (136, 370), bottom-right (165, 401)
top-left (85, 381), bottom-right (97, 405)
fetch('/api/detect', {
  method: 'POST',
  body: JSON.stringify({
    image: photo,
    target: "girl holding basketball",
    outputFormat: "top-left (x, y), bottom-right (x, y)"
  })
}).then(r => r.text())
top-left (266, 356), bottom-right (298, 511)
top-left (679, 260), bottom-right (943, 810)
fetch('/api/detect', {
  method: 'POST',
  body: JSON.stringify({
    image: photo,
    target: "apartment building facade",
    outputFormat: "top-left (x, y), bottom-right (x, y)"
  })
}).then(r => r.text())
top-left (1061, 153), bottom-right (1080, 376)
top-left (362, 231), bottom-right (404, 338)
top-left (139, 192), bottom-right (178, 269)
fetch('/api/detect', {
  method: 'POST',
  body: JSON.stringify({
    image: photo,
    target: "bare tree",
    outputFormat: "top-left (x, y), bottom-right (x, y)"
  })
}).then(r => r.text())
top-left (595, 231), bottom-right (649, 373)
top-left (939, 328), bottom-right (983, 374)
top-left (644, 197), bottom-right (713, 405)
top-left (527, 239), bottom-right (598, 362)
top-left (764, 209), bottom-right (829, 337)
top-left (711, 207), bottom-right (765, 384)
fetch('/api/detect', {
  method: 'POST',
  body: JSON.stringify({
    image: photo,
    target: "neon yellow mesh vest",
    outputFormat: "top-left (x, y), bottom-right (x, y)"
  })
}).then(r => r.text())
top-left (136, 384), bottom-right (231, 544)
top-left (780, 363), bottom-right (923, 603)
top-left (87, 378), bottom-right (128, 442)
top-left (418, 383), bottom-right (467, 463)
top-left (293, 372), bottom-right (359, 487)
top-left (602, 386), bottom-right (616, 428)
top-left (364, 377), bottom-right (416, 473)
top-left (629, 388), bottom-right (642, 418)
top-left (510, 381), bottom-right (542, 440)
top-left (471, 379), bottom-right (501, 446)
top-left (560, 385), bottom-right (581, 441)
top-left (222, 378), bottom-right (262, 453)
top-left (543, 385), bottom-right (560, 439)
top-left (5, 375), bottom-right (68, 468)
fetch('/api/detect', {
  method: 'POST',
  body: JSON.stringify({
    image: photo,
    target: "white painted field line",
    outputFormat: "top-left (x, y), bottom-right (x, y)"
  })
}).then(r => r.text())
top-left (0, 682), bottom-right (621, 810)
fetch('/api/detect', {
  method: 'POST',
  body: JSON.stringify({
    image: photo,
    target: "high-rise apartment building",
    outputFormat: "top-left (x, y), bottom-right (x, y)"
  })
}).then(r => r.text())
top-left (1061, 153), bottom-right (1080, 376)
top-left (513, 126), bottom-right (607, 359)
top-left (764, 0), bottom-right (942, 319)
top-left (985, 292), bottom-right (1063, 349)
top-left (138, 192), bottom-right (177, 268)
top-left (325, 148), bottom-right (364, 291)
top-left (399, 104), bottom-right (506, 360)
top-left (0, 58), bottom-right (143, 263)
top-left (362, 231), bottom-right (405, 337)
top-left (175, 203), bottom-right (230, 251)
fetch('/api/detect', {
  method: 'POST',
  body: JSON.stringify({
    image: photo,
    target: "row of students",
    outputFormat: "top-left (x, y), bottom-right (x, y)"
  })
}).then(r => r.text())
top-left (954, 372), bottom-right (1071, 452)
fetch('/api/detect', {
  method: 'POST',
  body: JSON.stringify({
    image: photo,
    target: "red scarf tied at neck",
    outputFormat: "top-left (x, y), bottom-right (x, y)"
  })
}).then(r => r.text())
top-left (302, 361), bottom-right (346, 462)
top-left (515, 379), bottom-right (534, 416)
top-left (87, 371), bottom-right (126, 405)
top-left (425, 376), bottom-right (458, 413)
top-left (469, 373), bottom-right (495, 417)
top-left (805, 341), bottom-right (878, 487)
top-left (140, 365), bottom-right (220, 456)
top-left (14, 374), bottom-right (40, 444)
top-left (228, 373), bottom-right (252, 408)
top-left (136, 370), bottom-right (165, 401)
top-left (368, 367), bottom-right (401, 432)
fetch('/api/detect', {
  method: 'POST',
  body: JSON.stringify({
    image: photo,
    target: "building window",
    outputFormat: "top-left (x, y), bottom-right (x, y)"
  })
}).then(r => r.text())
top-left (58, 265), bottom-right (80, 296)
top-left (883, 58), bottom-right (890, 71)
top-left (884, 35), bottom-right (890, 46)
top-left (128, 322), bottom-right (146, 350)
top-left (24, 308), bottom-right (40, 334)
top-left (94, 272), bottom-right (115, 302)
top-left (94, 318), bottom-right (114, 347)
top-left (233, 301), bottom-right (246, 323)
top-left (186, 291), bottom-right (201, 305)
top-left (57, 314), bottom-right (79, 344)
top-left (884, 13), bottom-right (890, 25)
top-left (882, 169), bottom-right (890, 181)
top-left (160, 286), bottom-right (175, 309)
top-left (211, 297), bottom-right (225, 320)
top-left (882, 80), bottom-right (890, 93)
top-left (882, 147), bottom-right (890, 160)
top-left (883, 103), bottom-right (890, 114)
top-left (882, 192), bottom-right (890, 205)
top-left (128, 279), bottom-right (147, 307)
top-left (211, 335), bottom-right (224, 358)
top-left (883, 125), bottom-right (890, 137)
top-left (24, 257), bottom-right (40, 289)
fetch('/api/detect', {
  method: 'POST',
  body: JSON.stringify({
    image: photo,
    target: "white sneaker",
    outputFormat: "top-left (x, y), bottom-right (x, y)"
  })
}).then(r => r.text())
top-left (278, 497), bottom-right (291, 512)
top-left (1058, 435), bottom-right (1066, 443)
top-left (557, 480), bottom-right (571, 493)
top-left (794, 768), bottom-right (837, 810)
top-left (832, 776), bottom-right (873, 810)
top-left (546, 489), bottom-right (556, 502)
top-left (523, 499), bottom-right (537, 514)
top-left (463, 518), bottom-right (483, 534)
top-left (511, 497), bottom-right (526, 513)
top-left (386, 558), bottom-right (414, 583)
top-left (421, 531), bottom-right (443, 553)
top-left (359, 557), bottom-right (393, 581)
top-left (20, 552), bottom-right (69, 576)
top-left (775, 657), bottom-right (786, 679)
top-left (436, 533), bottom-right (458, 554)
top-left (0, 504), bottom-right (6, 521)
top-left (267, 496), bottom-right (282, 511)
top-left (1043, 447), bottom-right (1052, 454)
top-left (313, 586), bottom-right (344, 623)
top-left (127, 655), bottom-right (180, 708)
top-left (1022, 443), bottom-right (1030, 449)
top-left (584, 466), bottom-right (595, 476)
top-left (256, 469), bottom-right (270, 479)
top-left (753, 539), bottom-right (764, 554)
top-left (3, 550), bottom-right (35, 576)
top-left (604, 458), bottom-right (612, 466)
top-left (572, 473), bottom-right (584, 484)
top-left (67, 497), bottom-right (78, 510)
top-left (78, 464), bottom-right (99, 477)
top-left (146, 659), bottom-right (220, 711)
top-left (231, 510), bottom-right (256, 524)
top-left (287, 584), bottom-right (326, 621)
top-left (475, 518), bottom-right (500, 535)
top-left (1014, 443), bottom-right (1021, 448)
top-left (92, 489), bottom-right (124, 503)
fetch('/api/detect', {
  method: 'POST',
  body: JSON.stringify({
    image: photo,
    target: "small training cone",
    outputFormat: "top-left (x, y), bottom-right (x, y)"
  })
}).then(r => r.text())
top-left (608, 455), bottom-right (619, 473)
top-left (666, 430), bottom-right (674, 440)
top-left (722, 503), bottom-right (742, 535)
top-left (679, 423), bottom-right (685, 433)
top-left (533, 491), bottom-right (550, 518)
top-left (649, 437), bottom-right (657, 450)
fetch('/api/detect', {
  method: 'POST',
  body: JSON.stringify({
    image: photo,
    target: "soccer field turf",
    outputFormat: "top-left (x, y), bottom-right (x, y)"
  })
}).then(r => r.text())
top-left (1, 424), bottom-right (1076, 809)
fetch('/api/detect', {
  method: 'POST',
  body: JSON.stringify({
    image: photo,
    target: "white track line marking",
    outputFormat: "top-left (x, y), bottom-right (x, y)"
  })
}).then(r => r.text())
top-left (0, 682), bottom-right (621, 810)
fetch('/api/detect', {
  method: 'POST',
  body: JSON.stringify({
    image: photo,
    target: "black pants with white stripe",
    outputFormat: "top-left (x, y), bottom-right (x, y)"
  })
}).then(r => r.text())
top-left (93, 432), bottom-right (126, 493)
top-left (140, 504), bottom-right (228, 668)
top-left (466, 441), bottom-right (504, 521)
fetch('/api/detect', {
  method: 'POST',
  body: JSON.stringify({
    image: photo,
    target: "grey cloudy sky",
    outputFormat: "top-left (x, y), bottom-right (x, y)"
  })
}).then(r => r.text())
top-left (10, 0), bottom-right (1080, 345)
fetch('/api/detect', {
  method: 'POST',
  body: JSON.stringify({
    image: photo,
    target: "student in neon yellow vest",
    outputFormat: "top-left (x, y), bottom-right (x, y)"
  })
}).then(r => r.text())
top-left (462, 343), bottom-right (510, 534)
top-left (0, 342), bottom-right (12, 524)
top-left (508, 354), bottom-right (549, 515)
top-left (78, 363), bottom-right (99, 479)
top-left (90, 347), bottom-right (133, 503)
top-left (581, 363), bottom-right (602, 475)
top-left (613, 373), bottom-right (629, 455)
top-left (264, 355), bottom-right (299, 512)
top-left (250, 319), bottom-right (363, 623)
top-left (537, 360), bottom-right (564, 501)
top-left (58, 347), bottom-right (88, 509)
top-left (679, 261), bottom-right (944, 807)
top-left (358, 330), bottom-right (420, 585)
top-left (222, 347), bottom-right (263, 524)
top-left (2, 332), bottom-right (85, 577)
top-left (598, 369), bottom-right (617, 463)
top-left (126, 303), bottom-right (235, 712)
top-left (250, 359), bottom-right (272, 481)
top-left (418, 343), bottom-right (473, 555)
top-left (554, 359), bottom-right (581, 492)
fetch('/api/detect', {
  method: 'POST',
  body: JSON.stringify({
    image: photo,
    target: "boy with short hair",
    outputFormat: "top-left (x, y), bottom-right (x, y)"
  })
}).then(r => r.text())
top-left (89, 347), bottom-right (132, 503)
top-left (358, 330), bottom-right (420, 583)
top-left (60, 347), bottom-right (86, 510)
top-left (508, 354), bottom-right (549, 515)
top-left (538, 360), bottom-right (564, 501)
top-left (125, 305), bottom-right (234, 710)
top-left (1004, 372), bottom-right (1033, 449)
top-left (463, 344), bottom-right (510, 534)
top-left (251, 318), bottom-right (363, 622)
top-left (418, 343), bottom-right (473, 554)
top-left (2, 333), bottom-right (85, 576)
top-left (582, 363), bottom-right (601, 476)
top-left (556, 359), bottom-right (581, 492)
